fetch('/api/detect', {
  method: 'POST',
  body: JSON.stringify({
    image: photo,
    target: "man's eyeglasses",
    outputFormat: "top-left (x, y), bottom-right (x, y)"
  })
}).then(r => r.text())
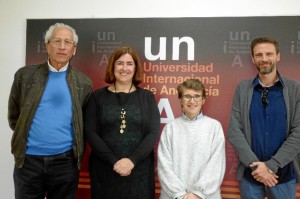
top-left (49, 38), bottom-right (75, 48)
top-left (181, 94), bottom-right (203, 102)
top-left (261, 87), bottom-right (269, 107)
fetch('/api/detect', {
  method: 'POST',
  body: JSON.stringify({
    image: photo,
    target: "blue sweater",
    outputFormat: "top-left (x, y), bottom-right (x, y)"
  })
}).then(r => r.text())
top-left (26, 71), bottom-right (74, 155)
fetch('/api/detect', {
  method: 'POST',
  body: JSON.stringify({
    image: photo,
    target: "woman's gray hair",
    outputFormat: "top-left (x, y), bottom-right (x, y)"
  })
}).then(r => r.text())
top-left (44, 23), bottom-right (78, 45)
top-left (177, 79), bottom-right (206, 99)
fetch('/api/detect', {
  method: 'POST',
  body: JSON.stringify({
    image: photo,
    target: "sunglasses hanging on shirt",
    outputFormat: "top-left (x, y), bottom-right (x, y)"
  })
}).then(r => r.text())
top-left (261, 87), bottom-right (269, 107)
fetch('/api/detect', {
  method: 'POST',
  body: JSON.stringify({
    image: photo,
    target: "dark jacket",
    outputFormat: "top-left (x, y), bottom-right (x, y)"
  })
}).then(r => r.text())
top-left (8, 62), bottom-right (92, 169)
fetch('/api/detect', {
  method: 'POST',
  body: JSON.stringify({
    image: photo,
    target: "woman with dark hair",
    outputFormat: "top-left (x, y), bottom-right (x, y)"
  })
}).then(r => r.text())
top-left (84, 46), bottom-right (160, 198)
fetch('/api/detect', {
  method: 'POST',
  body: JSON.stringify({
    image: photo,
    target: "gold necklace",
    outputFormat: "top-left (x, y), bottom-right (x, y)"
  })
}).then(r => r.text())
top-left (114, 83), bottom-right (133, 134)
top-left (120, 109), bottom-right (126, 134)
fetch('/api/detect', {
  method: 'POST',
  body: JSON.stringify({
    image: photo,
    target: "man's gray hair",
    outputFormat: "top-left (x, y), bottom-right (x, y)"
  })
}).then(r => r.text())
top-left (44, 23), bottom-right (78, 45)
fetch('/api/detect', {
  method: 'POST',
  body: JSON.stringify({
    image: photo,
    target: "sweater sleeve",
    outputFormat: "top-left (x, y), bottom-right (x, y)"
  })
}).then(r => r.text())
top-left (227, 82), bottom-right (259, 167)
top-left (265, 79), bottom-right (300, 173)
top-left (128, 90), bottom-right (161, 165)
top-left (191, 122), bottom-right (225, 198)
top-left (84, 91), bottom-right (118, 166)
top-left (157, 123), bottom-right (187, 198)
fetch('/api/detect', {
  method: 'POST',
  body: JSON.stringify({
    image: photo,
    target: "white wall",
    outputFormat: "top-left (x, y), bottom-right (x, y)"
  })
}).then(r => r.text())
top-left (1, 0), bottom-right (299, 198)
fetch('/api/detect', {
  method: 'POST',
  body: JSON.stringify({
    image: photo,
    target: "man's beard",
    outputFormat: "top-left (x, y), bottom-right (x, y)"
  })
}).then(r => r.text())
top-left (256, 62), bottom-right (276, 75)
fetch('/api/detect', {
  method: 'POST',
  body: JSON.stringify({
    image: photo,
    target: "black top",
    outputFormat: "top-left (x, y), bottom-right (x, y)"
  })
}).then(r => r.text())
top-left (84, 86), bottom-right (160, 199)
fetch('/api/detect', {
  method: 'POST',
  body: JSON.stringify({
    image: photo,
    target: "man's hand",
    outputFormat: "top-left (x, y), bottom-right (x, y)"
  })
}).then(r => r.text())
top-left (250, 162), bottom-right (278, 187)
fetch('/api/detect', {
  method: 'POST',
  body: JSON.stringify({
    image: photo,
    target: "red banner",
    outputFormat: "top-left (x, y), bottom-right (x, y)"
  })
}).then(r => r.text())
top-left (26, 17), bottom-right (300, 198)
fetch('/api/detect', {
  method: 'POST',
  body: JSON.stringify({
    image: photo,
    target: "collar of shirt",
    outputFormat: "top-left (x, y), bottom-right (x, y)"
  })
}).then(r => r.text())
top-left (252, 73), bottom-right (284, 88)
top-left (47, 60), bottom-right (69, 72)
top-left (181, 112), bottom-right (204, 121)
